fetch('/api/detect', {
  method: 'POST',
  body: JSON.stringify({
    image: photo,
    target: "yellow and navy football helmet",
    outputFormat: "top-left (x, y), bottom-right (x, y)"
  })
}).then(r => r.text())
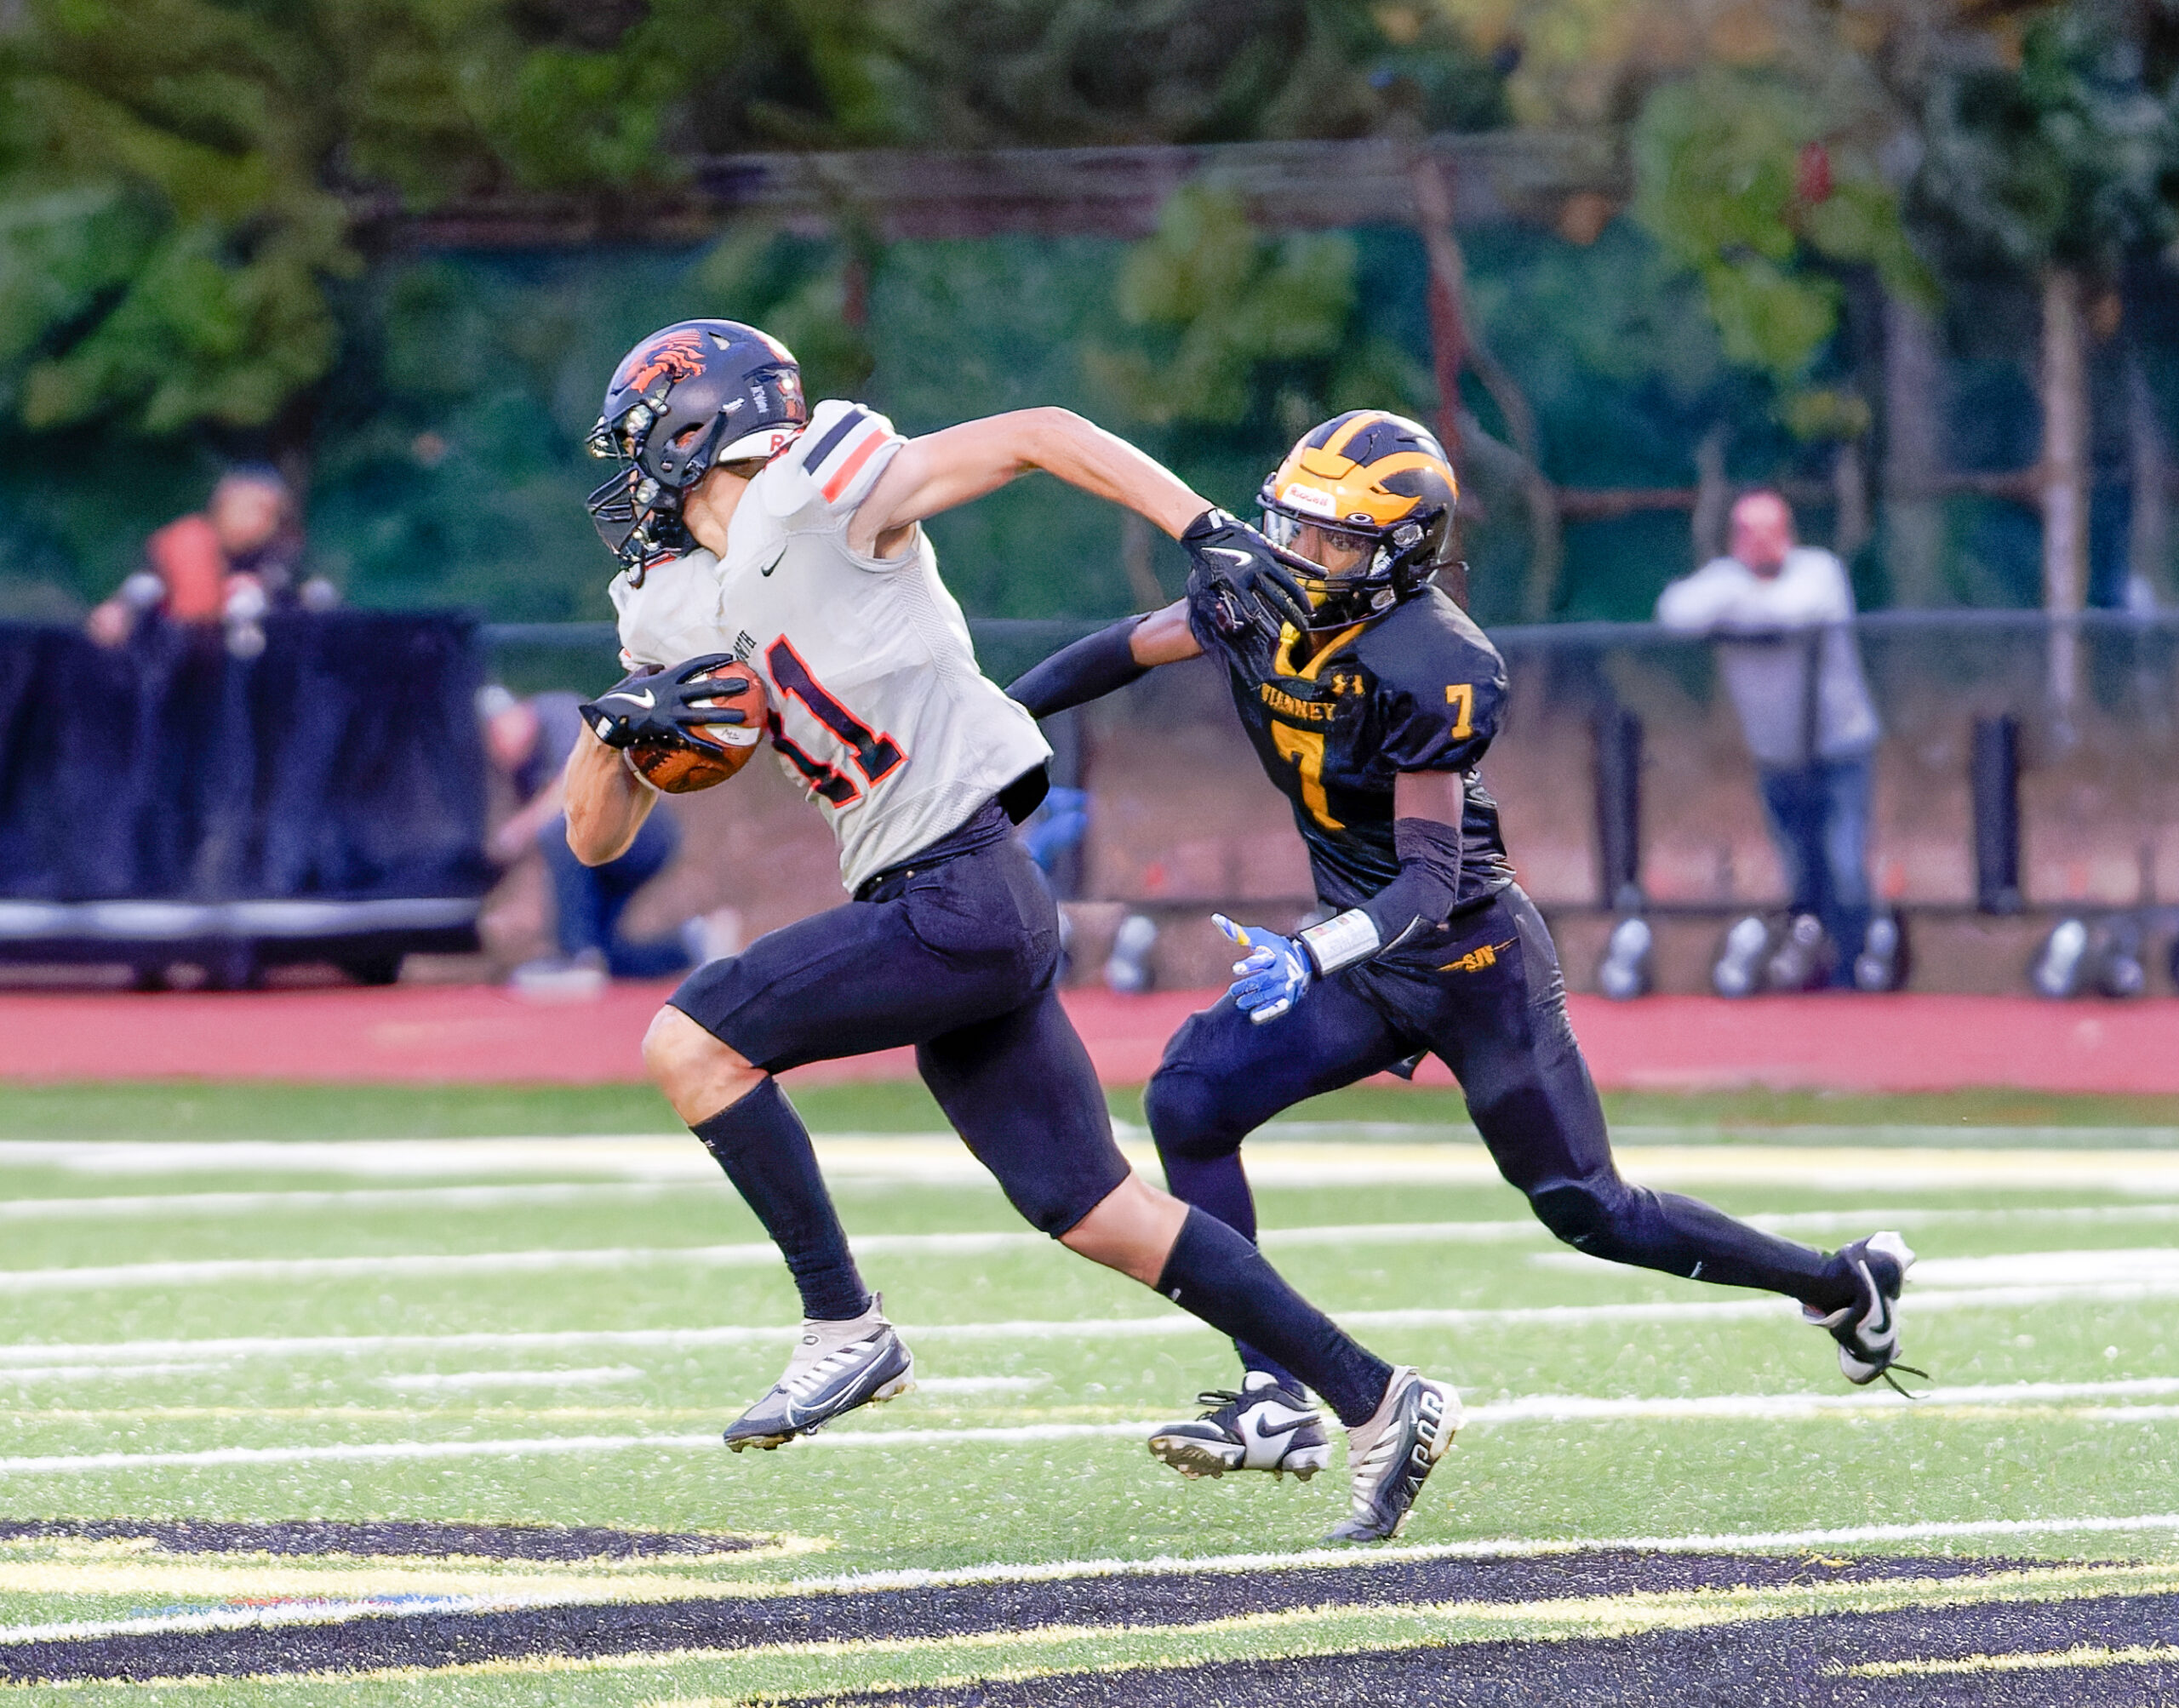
top-left (1258, 411), bottom-right (1459, 626)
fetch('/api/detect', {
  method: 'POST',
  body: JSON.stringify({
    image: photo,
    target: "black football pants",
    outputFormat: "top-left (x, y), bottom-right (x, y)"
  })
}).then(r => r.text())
top-left (669, 803), bottom-right (1128, 1235)
top-left (1147, 885), bottom-right (1850, 1313)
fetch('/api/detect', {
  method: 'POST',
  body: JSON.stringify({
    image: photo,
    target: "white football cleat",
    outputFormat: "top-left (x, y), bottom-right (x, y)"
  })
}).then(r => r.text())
top-left (1147, 1372), bottom-right (1332, 1481)
top-left (1806, 1231), bottom-right (1922, 1391)
top-left (1327, 1367), bottom-right (1461, 1543)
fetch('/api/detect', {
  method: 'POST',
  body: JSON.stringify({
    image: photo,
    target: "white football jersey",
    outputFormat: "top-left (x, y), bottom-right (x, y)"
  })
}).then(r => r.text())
top-left (611, 399), bottom-right (1051, 893)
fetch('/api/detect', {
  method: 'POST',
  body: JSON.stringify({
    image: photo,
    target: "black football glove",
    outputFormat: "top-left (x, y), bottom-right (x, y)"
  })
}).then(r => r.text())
top-left (1181, 508), bottom-right (1313, 640)
top-left (579, 654), bottom-right (751, 751)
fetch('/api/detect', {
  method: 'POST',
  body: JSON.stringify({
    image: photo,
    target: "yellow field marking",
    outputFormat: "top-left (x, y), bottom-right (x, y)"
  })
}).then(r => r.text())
top-left (23, 1563), bottom-right (2179, 1694)
top-left (0, 1540), bottom-right (821, 1608)
top-left (1841, 1640), bottom-right (2179, 1677)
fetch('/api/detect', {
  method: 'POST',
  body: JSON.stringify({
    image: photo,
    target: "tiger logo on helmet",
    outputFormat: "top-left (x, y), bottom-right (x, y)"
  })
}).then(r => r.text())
top-left (1258, 411), bottom-right (1460, 627)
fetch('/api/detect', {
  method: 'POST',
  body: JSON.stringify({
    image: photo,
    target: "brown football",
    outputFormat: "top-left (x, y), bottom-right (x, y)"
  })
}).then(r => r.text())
top-left (627, 660), bottom-right (767, 794)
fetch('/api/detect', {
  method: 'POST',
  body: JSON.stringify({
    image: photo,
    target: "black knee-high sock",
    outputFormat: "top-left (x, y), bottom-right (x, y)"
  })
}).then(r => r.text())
top-left (1154, 1208), bottom-right (1392, 1427)
top-left (693, 1079), bottom-right (868, 1322)
top-left (1157, 1151), bottom-right (1304, 1393)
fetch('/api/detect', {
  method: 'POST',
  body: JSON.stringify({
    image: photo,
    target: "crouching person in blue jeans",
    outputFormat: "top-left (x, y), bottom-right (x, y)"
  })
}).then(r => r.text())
top-left (481, 684), bottom-right (703, 990)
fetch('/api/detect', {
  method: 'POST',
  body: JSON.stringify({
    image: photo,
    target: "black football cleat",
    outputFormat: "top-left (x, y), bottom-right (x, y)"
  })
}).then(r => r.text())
top-left (1327, 1367), bottom-right (1461, 1544)
top-left (1147, 1372), bottom-right (1332, 1481)
top-left (723, 1295), bottom-right (915, 1452)
top-left (1806, 1232), bottom-right (1920, 1391)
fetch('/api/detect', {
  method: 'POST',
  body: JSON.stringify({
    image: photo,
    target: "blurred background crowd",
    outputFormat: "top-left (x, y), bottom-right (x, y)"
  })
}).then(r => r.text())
top-left (2, 0), bottom-right (2176, 999)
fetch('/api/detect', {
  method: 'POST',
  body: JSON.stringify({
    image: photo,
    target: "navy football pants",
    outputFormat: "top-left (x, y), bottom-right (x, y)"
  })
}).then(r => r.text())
top-left (1149, 886), bottom-right (1845, 1311)
top-left (669, 805), bottom-right (1129, 1236)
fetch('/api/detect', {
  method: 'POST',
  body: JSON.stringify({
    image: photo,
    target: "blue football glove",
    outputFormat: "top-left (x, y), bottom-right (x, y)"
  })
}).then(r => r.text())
top-left (1214, 913), bottom-right (1312, 1025)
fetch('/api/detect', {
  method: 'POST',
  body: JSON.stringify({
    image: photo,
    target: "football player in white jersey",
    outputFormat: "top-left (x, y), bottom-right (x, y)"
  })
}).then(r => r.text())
top-left (560, 320), bottom-right (1456, 1543)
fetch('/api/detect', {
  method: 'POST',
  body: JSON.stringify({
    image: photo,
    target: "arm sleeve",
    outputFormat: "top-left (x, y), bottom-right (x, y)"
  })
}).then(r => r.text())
top-left (1008, 616), bottom-right (1149, 717)
top-left (1358, 817), bottom-right (1465, 951)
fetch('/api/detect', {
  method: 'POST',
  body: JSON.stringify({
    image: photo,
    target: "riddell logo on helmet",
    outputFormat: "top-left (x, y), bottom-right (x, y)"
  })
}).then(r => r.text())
top-left (621, 331), bottom-right (709, 395)
top-left (1278, 483), bottom-right (1338, 517)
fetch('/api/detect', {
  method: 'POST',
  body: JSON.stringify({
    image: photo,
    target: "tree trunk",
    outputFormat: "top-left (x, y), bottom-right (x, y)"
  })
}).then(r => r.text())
top-left (1119, 510), bottom-right (1163, 608)
top-left (2039, 267), bottom-right (2089, 726)
top-left (1691, 425), bottom-right (1730, 563)
top-left (2128, 347), bottom-right (2170, 605)
top-left (1410, 156), bottom-right (1561, 619)
top-left (1881, 293), bottom-right (1946, 606)
top-left (1833, 437), bottom-right (1871, 563)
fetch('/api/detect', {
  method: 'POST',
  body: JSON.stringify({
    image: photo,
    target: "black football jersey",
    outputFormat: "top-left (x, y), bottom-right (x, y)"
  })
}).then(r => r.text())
top-left (1187, 581), bottom-right (1516, 912)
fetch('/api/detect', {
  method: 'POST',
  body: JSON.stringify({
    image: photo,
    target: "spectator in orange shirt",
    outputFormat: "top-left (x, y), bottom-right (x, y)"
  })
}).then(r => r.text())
top-left (86, 467), bottom-right (330, 647)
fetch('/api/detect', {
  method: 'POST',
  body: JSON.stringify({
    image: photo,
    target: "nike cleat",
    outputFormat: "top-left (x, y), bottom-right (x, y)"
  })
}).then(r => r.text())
top-left (723, 1294), bottom-right (915, 1452)
top-left (1807, 1232), bottom-right (1922, 1391)
top-left (1147, 1372), bottom-right (1332, 1482)
top-left (1327, 1367), bottom-right (1461, 1544)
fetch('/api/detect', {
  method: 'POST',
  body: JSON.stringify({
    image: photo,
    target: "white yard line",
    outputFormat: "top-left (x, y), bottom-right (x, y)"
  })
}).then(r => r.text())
top-left (0, 1183), bottom-right (687, 1221)
top-left (376, 1367), bottom-right (644, 1392)
top-left (5, 1273), bottom-right (2177, 1372)
top-left (7, 1376), bottom-right (2179, 1473)
top-left (9, 1134), bottom-right (2179, 1190)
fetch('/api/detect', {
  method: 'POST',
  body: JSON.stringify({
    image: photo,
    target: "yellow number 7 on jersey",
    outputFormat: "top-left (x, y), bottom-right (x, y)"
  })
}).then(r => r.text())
top-left (1271, 723), bottom-right (1342, 830)
top-left (1445, 683), bottom-right (1474, 740)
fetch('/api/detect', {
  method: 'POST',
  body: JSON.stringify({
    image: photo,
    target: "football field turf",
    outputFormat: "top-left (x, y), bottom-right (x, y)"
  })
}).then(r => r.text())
top-left (2, 1082), bottom-right (2177, 1703)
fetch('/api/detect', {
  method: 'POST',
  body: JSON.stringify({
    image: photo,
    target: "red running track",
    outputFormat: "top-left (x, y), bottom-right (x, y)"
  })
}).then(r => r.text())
top-left (0, 985), bottom-right (2175, 1094)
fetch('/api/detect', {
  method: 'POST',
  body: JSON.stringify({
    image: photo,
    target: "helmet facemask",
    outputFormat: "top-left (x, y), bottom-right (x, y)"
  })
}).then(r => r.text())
top-left (1259, 494), bottom-right (1443, 630)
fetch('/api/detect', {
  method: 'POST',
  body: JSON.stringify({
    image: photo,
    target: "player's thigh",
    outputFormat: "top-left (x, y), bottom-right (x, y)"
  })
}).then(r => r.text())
top-left (1149, 976), bottom-right (1413, 1143)
top-left (1415, 889), bottom-right (1615, 1193)
top-left (667, 890), bottom-right (1031, 1074)
top-left (916, 986), bottom-right (1130, 1237)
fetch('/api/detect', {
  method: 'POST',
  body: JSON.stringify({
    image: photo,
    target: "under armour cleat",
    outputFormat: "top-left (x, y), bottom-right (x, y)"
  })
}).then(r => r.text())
top-left (723, 1294), bottom-right (915, 1451)
top-left (1327, 1367), bottom-right (1461, 1544)
top-left (1147, 1372), bottom-right (1332, 1482)
top-left (1807, 1232), bottom-right (1922, 1391)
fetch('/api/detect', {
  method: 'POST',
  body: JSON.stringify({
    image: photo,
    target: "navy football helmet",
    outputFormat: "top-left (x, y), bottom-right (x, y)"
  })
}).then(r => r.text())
top-left (586, 320), bottom-right (808, 580)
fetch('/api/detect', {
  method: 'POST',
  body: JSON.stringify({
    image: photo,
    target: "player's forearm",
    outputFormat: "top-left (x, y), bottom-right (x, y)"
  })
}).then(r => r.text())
top-left (1296, 773), bottom-right (1467, 974)
top-left (563, 728), bottom-right (655, 865)
top-left (1009, 601), bottom-right (1200, 718)
top-left (1015, 409), bottom-right (1206, 538)
top-left (867, 408), bottom-right (1209, 545)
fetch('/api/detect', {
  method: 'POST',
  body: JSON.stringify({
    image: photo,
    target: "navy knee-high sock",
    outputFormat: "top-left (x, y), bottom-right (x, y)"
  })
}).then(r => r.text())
top-left (693, 1080), bottom-right (868, 1322)
top-left (1157, 1150), bottom-right (1304, 1393)
top-left (1154, 1207), bottom-right (1392, 1427)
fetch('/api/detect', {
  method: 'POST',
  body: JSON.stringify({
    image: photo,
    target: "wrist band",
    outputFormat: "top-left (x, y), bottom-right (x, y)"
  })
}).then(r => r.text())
top-left (1297, 908), bottom-right (1381, 975)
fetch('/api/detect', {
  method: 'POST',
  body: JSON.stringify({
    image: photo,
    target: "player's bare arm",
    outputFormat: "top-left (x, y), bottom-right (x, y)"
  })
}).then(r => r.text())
top-left (562, 725), bottom-right (655, 866)
top-left (850, 408), bottom-right (1208, 559)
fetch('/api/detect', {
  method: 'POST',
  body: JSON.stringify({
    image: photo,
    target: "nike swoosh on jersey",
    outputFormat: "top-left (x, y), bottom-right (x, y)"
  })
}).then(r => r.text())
top-left (602, 688), bottom-right (656, 709)
top-left (758, 547), bottom-right (786, 578)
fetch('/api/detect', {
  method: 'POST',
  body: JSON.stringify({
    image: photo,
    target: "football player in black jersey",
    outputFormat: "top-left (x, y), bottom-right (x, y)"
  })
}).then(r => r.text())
top-left (1014, 412), bottom-right (1919, 1485)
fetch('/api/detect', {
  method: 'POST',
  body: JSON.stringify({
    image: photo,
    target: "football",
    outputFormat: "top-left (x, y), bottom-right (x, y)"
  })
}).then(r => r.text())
top-left (627, 660), bottom-right (767, 793)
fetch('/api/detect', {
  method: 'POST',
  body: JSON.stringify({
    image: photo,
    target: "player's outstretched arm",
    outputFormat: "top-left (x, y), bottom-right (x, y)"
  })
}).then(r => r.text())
top-left (563, 725), bottom-right (657, 866)
top-left (850, 407), bottom-right (1206, 558)
top-left (1009, 598), bottom-right (1201, 718)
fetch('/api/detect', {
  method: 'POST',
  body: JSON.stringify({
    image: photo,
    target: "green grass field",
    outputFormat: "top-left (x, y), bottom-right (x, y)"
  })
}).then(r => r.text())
top-left (3, 1082), bottom-right (2178, 1703)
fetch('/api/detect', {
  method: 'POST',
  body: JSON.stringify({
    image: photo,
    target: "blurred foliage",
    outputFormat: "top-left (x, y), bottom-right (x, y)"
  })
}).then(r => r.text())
top-left (1632, 68), bottom-right (1930, 420)
top-left (1914, 6), bottom-right (2179, 277)
top-left (0, 0), bottom-right (1505, 451)
top-left (1086, 186), bottom-right (1433, 446)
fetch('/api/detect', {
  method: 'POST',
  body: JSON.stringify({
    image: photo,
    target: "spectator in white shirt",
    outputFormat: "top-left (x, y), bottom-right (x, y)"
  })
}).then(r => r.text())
top-left (1656, 490), bottom-right (1880, 983)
